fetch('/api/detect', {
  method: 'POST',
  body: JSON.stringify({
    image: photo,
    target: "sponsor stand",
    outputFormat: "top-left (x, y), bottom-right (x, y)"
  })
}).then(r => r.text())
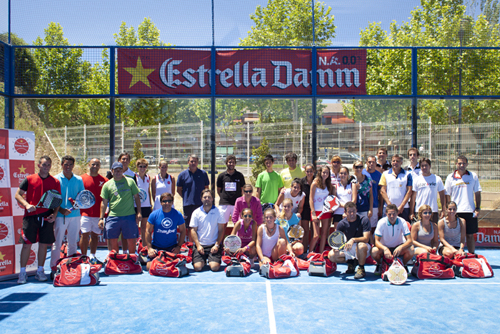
top-left (0, 129), bottom-right (36, 281)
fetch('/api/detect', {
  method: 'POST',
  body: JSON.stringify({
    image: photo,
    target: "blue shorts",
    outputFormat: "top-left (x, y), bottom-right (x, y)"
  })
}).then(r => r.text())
top-left (105, 214), bottom-right (139, 240)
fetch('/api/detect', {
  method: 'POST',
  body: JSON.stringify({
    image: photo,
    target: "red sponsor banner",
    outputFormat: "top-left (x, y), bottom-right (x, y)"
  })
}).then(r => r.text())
top-left (0, 188), bottom-right (12, 217)
top-left (0, 130), bottom-right (8, 159)
top-left (13, 216), bottom-right (23, 245)
top-left (0, 246), bottom-right (15, 276)
top-left (476, 228), bottom-right (500, 248)
top-left (118, 49), bottom-right (367, 96)
top-left (9, 160), bottom-right (34, 188)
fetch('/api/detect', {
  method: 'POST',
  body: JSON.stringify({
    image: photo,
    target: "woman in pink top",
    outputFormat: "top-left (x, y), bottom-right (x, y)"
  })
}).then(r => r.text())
top-left (228, 208), bottom-right (257, 259)
top-left (232, 184), bottom-right (263, 225)
top-left (256, 208), bottom-right (293, 265)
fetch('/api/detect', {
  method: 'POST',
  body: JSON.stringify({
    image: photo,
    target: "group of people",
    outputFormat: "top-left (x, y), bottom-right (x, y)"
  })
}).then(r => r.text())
top-left (15, 147), bottom-right (481, 283)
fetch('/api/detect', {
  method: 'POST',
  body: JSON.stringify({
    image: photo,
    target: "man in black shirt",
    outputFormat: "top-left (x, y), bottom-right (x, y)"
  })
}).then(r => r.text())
top-left (216, 155), bottom-right (246, 223)
top-left (327, 202), bottom-right (371, 279)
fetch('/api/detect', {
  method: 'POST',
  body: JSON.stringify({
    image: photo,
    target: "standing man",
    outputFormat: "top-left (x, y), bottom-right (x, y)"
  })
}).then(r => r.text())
top-left (119, 152), bottom-right (136, 178)
top-left (80, 158), bottom-right (108, 264)
top-left (379, 154), bottom-right (413, 221)
top-left (330, 155), bottom-right (342, 188)
top-left (327, 202), bottom-right (371, 279)
top-left (410, 157), bottom-right (445, 224)
top-left (256, 154), bottom-right (284, 207)
top-left (280, 152), bottom-right (305, 189)
top-left (444, 155), bottom-right (481, 254)
top-left (51, 155), bottom-right (85, 276)
top-left (99, 162), bottom-right (142, 254)
top-left (190, 190), bottom-right (225, 272)
top-left (145, 193), bottom-right (186, 270)
top-left (371, 204), bottom-right (414, 274)
top-left (15, 156), bottom-right (61, 284)
top-left (216, 155), bottom-right (246, 223)
top-left (177, 154), bottom-right (210, 227)
top-left (376, 147), bottom-right (391, 172)
top-left (405, 147), bottom-right (421, 177)
top-left (366, 156), bottom-right (383, 224)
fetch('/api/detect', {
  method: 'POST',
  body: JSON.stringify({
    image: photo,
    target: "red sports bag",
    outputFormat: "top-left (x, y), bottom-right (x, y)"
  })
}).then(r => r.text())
top-left (149, 251), bottom-right (191, 277)
top-left (452, 253), bottom-right (494, 278)
top-left (53, 255), bottom-right (101, 287)
top-left (222, 253), bottom-right (252, 277)
top-left (411, 252), bottom-right (455, 279)
top-left (307, 251), bottom-right (337, 277)
top-left (260, 254), bottom-right (300, 279)
top-left (104, 250), bottom-right (143, 275)
top-left (60, 242), bottom-right (81, 259)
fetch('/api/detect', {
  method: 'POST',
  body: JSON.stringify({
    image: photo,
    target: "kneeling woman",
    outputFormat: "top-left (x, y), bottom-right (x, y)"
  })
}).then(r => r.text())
top-left (438, 201), bottom-right (466, 258)
top-left (276, 198), bottom-right (304, 256)
top-left (229, 208), bottom-right (257, 259)
top-left (411, 204), bottom-right (439, 255)
top-left (256, 208), bottom-right (294, 265)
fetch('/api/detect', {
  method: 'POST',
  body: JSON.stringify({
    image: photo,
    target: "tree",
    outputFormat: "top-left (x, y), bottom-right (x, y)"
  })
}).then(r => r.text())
top-left (130, 139), bottom-right (145, 172)
top-left (32, 22), bottom-right (91, 127)
top-left (345, 0), bottom-right (500, 125)
top-left (251, 137), bottom-right (271, 184)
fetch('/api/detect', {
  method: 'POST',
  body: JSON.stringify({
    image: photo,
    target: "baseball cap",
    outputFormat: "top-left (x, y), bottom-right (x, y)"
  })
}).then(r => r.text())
top-left (111, 162), bottom-right (123, 170)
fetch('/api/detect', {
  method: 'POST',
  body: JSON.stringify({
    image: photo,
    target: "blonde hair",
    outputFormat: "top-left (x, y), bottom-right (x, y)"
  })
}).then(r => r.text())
top-left (279, 198), bottom-right (293, 220)
top-left (418, 204), bottom-right (432, 221)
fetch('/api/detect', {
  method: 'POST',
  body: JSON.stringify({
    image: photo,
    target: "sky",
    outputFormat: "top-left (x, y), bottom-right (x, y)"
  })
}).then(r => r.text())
top-left (0, 0), bottom-right (423, 46)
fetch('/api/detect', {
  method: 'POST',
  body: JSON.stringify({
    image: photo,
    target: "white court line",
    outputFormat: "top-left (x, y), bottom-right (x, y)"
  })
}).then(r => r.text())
top-left (266, 280), bottom-right (277, 334)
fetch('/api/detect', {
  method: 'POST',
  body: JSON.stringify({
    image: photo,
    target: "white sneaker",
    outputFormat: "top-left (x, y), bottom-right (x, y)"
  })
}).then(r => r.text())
top-left (17, 272), bottom-right (27, 284)
top-left (249, 258), bottom-right (255, 269)
top-left (35, 271), bottom-right (48, 282)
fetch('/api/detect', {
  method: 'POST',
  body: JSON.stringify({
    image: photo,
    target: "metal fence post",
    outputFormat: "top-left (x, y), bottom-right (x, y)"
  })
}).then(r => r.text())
top-left (429, 117), bottom-right (432, 160)
top-left (300, 118), bottom-right (303, 167)
top-left (158, 123), bottom-right (161, 164)
top-left (64, 126), bottom-right (67, 155)
top-left (121, 121), bottom-right (125, 153)
top-left (247, 121), bottom-right (250, 177)
top-left (359, 121), bottom-right (362, 158)
top-left (84, 124), bottom-right (87, 160)
top-left (201, 121), bottom-right (204, 169)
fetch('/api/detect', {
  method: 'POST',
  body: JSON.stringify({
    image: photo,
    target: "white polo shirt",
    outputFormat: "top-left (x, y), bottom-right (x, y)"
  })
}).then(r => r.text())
top-left (412, 174), bottom-right (445, 212)
top-left (379, 168), bottom-right (413, 208)
top-left (190, 206), bottom-right (225, 246)
top-left (374, 217), bottom-right (410, 248)
top-left (444, 170), bottom-right (481, 213)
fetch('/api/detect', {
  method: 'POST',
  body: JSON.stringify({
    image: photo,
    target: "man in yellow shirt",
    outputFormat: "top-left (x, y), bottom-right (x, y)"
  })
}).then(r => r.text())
top-left (280, 152), bottom-right (305, 189)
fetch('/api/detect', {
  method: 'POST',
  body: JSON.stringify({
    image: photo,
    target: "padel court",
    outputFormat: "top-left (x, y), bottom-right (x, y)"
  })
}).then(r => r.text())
top-left (0, 248), bottom-right (498, 334)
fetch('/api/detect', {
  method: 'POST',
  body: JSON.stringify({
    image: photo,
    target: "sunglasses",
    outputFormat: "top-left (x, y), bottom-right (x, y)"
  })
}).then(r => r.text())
top-left (354, 166), bottom-right (363, 169)
top-left (244, 190), bottom-right (253, 193)
top-left (138, 165), bottom-right (147, 168)
top-left (161, 200), bottom-right (173, 203)
top-left (243, 215), bottom-right (252, 218)
top-left (422, 211), bottom-right (432, 215)
top-left (331, 161), bottom-right (340, 164)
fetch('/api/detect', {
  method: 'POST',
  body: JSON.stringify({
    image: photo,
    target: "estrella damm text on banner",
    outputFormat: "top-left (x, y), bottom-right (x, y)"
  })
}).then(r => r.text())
top-left (117, 49), bottom-right (366, 96)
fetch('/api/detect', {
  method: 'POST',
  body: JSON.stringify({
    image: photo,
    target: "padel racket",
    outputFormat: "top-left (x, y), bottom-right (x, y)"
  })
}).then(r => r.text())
top-left (386, 257), bottom-right (407, 285)
top-left (317, 195), bottom-right (341, 219)
top-left (328, 231), bottom-right (347, 250)
top-left (223, 235), bottom-right (242, 254)
top-left (139, 189), bottom-right (148, 203)
top-left (35, 189), bottom-right (62, 210)
top-left (287, 225), bottom-right (304, 242)
top-left (68, 190), bottom-right (96, 212)
top-left (262, 203), bottom-right (275, 213)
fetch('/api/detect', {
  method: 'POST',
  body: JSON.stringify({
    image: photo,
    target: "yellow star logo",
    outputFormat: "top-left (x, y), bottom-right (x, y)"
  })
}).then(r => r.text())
top-left (0, 196), bottom-right (3, 202)
top-left (124, 57), bottom-right (155, 88)
top-left (19, 165), bottom-right (26, 173)
top-left (0, 252), bottom-right (4, 261)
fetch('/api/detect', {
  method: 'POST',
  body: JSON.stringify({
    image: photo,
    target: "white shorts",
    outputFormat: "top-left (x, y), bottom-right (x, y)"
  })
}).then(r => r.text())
top-left (218, 205), bottom-right (234, 223)
top-left (80, 216), bottom-right (102, 235)
top-left (369, 208), bottom-right (379, 228)
top-left (342, 243), bottom-right (372, 261)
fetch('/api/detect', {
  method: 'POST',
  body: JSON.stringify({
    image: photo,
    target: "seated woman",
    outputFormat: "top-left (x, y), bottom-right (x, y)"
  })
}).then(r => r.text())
top-left (411, 204), bottom-right (439, 256)
top-left (228, 208), bottom-right (257, 260)
top-left (232, 184), bottom-right (263, 226)
top-left (275, 179), bottom-right (305, 219)
top-left (437, 201), bottom-right (466, 258)
top-left (256, 208), bottom-right (294, 266)
top-left (275, 198), bottom-right (304, 256)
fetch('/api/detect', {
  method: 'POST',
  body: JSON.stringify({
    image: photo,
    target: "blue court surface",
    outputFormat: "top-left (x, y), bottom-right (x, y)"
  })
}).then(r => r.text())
top-left (1, 249), bottom-right (499, 334)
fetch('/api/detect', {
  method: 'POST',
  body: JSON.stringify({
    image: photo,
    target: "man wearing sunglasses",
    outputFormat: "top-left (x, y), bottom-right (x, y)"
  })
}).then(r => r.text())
top-left (145, 192), bottom-right (186, 270)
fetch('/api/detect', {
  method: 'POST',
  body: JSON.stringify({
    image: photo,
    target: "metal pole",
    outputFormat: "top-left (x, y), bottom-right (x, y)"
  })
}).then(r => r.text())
top-left (311, 0), bottom-right (315, 45)
top-left (64, 126), bottom-right (67, 155)
top-left (8, 0), bottom-right (11, 44)
top-left (4, 44), bottom-right (14, 129)
top-left (411, 48), bottom-right (418, 148)
top-left (201, 121), bottom-right (204, 170)
top-left (121, 121), bottom-right (124, 153)
top-left (158, 123), bottom-right (161, 165)
top-left (311, 46), bottom-right (317, 164)
top-left (458, 42), bottom-right (463, 154)
top-left (109, 47), bottom-right (116, 168)
top-left (300, 118), bottom-right (303, 168)
top-left (44, 131), bottom-right (61, 161)
top-left (359, 121), bottom-right (362, 158)
top-left (428, 117), bottom-right (432, 160)
top-left (210, 46), bottom-right (216, 190)
top-left (247, 121), bottom-right (250, 177)
top-left (83, 124), bottom-right (87, 160)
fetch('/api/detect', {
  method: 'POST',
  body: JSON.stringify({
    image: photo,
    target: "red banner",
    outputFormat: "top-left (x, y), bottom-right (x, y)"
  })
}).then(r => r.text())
top-left (118, 49), bottom-right (366, 96)
top-left (476, 228), bottom-right (500, 248)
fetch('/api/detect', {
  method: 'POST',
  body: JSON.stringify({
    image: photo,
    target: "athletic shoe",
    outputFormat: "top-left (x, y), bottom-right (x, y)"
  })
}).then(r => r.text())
top-left (374, 264), bottom-right (381, 275)
top-left (17, 272), bottom-right (27, 284)
top-left (345, 263), bottom-right (356, 274)
top-left (354, 267), bottom-right (366, 279)
top-left (35, 271), bottom-right (48, 282)
top-left (90, 257), bottom-right (104, 266)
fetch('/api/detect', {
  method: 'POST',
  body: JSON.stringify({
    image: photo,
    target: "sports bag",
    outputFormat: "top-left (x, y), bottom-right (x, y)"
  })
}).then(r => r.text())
top-left (149, 251), bottom-right (191, 278)
top-left (60, 242), bottom-right (81, 259)
top-left (53, 255), bottom-right (101, 287)
top-left (136, 238), bottom-right (148, 265)
top-left (260, 254), bottom-right (300, 279)
top-left (104, 250), bottom-right (143, 275)
top-left (411, 252), bottom-right (455, 279)
top-left (307, 251), bottom-right (337, 277)
top-left (452, 253), bottom-right (494, 278)
top-left (222, 253), bottom-right (252, 277)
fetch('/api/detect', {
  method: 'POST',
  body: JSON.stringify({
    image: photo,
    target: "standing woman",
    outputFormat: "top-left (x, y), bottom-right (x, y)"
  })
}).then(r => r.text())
top-left (256, 208), bottom-right (293, 266)
top-left (411, 204), bottom-right (439, 255)
top-left (310, 166), bottom-right (334, 253)
top-left (151, 160), bottom-right (176, 211)
top-left (333, 167), bottom-right (357, 229)
top-left (438, 201), bottom-right (466, 258)
top-left (275, 179), bottom-right (305, 219)
top-left (300, 163), bottom-right (316, 254)
top-left (135, 158), bottom-right (152, 243)
top-left (353, 161), bottom-right (373, 219)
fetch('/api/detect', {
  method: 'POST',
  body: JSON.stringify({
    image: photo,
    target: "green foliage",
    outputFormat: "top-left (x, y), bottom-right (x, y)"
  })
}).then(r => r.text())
top-left (251, 137), bottom-right (271, 184)
top-left (130, 139), bottom-right (145, 172)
